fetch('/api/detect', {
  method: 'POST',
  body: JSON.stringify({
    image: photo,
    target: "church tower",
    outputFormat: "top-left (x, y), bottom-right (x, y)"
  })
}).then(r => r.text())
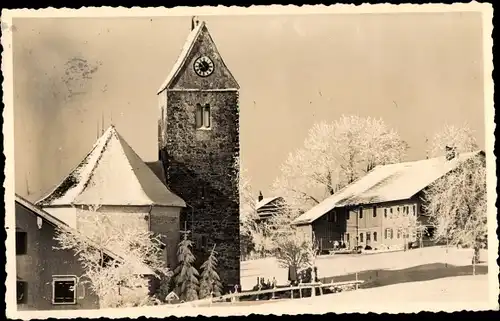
top-left (157, 19), bottom-right (240, 290)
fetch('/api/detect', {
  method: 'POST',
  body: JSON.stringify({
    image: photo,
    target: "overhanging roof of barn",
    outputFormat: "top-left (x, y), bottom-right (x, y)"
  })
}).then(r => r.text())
top-left (36, 125), bottom-right (186, 208)
top-left (15, 194), bottom-right (154, 275)
top-left (292, 150), bottom-right (484, 225)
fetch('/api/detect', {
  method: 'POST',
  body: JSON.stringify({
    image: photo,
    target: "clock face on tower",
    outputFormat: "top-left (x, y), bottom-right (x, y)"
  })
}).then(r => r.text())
top-left (193, 56), bottom-right (215, 77)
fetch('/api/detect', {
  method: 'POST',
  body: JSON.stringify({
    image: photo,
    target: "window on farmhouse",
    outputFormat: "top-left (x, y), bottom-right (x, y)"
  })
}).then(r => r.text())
top-left (17, 281), bottom-right (27, 304)
top-left (52, 276), bottom-right (77, 304)
top-left (397, 230), bottom-right (401, 239)
top-left (373, 206), bottom-right (377, 217)
top-left (384, 208), bottom-right (387, 218)
top-left (359, 207), bottom-right (363, 219)
top-left (16, 231), bottom-right (27, 255)
top-left (366, 232), bottom-right (371, 242)
top-left (359, 233), bottom-right (364, 243)
top-left (373, 232), bottom-right (378, 242)
top-left (390, 208), bottom-right (393, 214)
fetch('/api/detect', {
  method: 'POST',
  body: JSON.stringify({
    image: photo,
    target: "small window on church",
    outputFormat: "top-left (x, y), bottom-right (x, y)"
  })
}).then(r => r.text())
top-left (195, 103), bottom-right (211, 129)
top-left (195, 104), bottom-right (203, 129)
top-left (203, 104), bottom-right (211, 128)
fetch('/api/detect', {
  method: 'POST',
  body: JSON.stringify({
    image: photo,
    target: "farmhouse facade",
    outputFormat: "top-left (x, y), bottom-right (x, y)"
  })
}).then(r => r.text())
top-left (157, 19), bottom-right (241, 290)
top-left (292, 150), bottom-right (485, 252)
top-left (15, 194), bottom-right (152, 311)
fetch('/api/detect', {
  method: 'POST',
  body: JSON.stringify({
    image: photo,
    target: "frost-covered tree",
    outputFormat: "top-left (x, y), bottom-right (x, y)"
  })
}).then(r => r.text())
top-left (424, 125), bottom-right (486, 275)
top-left (428, 123), bottom-right (478, 157)
top-left (54, 207), bottom-right (169, 308)
top-left (239, 165), bottom-right (260, 260)
top-left (263, 208), bottom-right (318, 271)
top-left (388, 206), bottom-right (426, 250)
top-left (273, 115), bottom-right (408, 216)
top-left (199, 245), bottom-right (223, 299)
top-left (174, 230), bottom-right (200, 301)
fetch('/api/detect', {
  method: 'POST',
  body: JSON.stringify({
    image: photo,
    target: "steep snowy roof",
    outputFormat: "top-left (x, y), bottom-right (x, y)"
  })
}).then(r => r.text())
top-left (156, 21), bottom-right (205, 94)
top-left (256, 196), bottom-right (282, 210)
top-left (16, 194), bottom-right (153, 275)
top-left (292, 151), bottom-right (484, 225)
top-left (36, 126), bottom-right (186, 207)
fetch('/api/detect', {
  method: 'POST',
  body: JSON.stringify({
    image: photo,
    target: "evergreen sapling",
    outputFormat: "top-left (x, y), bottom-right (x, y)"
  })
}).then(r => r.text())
top-left (199, 244), bottom-right (223, 299)
top-left (174, 229), bottom-right (200, 302)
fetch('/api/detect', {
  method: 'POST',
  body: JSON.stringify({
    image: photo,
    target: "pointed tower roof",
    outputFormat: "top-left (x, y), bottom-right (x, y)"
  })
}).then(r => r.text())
top-left (37, 126), bottom-right (186, 208)
top-left (157, 20), bottom-right (239, 94)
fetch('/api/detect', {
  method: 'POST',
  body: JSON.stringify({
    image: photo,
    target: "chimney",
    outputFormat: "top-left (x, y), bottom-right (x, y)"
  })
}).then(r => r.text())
top-left (445, 146), bottom-right (457, 161)
top-left (258, 191), bottom-right (263, 202)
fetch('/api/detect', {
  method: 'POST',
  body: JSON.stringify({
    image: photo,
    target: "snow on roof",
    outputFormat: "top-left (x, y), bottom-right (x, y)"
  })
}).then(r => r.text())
top-left (157, 21), bottom-right (205, 94)
top-left (36, 125), bottom-right (186, 208)
top-left (255, 196), bottom-right (282, 210)
top-left (16, 194), bottom-right (154, 275)
top-left (292, 151), bottom-right (484, 225)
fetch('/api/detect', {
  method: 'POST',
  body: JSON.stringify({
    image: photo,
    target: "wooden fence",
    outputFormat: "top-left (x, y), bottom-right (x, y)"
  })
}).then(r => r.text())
top-left (182, 276), bottom-right (364, 307)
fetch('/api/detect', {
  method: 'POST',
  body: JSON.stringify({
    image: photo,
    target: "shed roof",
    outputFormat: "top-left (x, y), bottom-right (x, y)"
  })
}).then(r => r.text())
top-left (36, 125), bottom-right (185, 208)
top-left (292, 151), bottom-right (484, 225)
top-left (15, 194), bottom-right (153, 275)
top-left (255, 196), bottom-right (282, 210)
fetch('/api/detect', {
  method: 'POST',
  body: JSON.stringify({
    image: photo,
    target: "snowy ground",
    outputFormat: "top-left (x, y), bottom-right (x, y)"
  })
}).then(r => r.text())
top-left (241, 246), bottom-right (488, 290)
top-left (144, 275), bottom-right (494, 317)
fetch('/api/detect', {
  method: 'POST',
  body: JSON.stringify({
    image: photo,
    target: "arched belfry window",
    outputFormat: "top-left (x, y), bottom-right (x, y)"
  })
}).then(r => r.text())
top-left (195, 103), bottom-right (211, 129)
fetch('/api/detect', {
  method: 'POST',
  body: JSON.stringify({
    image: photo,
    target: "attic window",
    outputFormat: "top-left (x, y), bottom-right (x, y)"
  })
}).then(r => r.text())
top-left (196, 103), bottom-right (211, 129)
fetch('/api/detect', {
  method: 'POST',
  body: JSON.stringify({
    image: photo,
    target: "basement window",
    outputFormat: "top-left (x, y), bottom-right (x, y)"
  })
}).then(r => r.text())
top-left (17, 281), bottom-right (27, 304)
top-left (16, 231), bottom-right (27, 255)
top-left (52, 276), bottom-right (77, 305)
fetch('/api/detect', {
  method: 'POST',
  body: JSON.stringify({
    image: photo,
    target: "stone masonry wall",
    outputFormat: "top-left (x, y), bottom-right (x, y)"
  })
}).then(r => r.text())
top-left (160, 89), bottom-right (240, 292)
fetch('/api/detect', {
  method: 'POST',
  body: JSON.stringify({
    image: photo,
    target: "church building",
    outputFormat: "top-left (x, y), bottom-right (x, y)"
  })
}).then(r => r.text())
top-left (157, 18), bottom-right (241, 291)
top-left (35, 18), bottom-right (241, 294)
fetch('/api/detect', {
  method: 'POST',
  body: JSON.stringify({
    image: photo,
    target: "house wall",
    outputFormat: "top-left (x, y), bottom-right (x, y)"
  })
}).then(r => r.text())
top-left (75, 205), bottom-right (180, 270)
top-left (42, 207), bottom-right (77, 229)
top-left (149, 206), bottom-right (181, 269)
top-left (311, 195), bottom-right (429, 250)
top-left (15, 202), bottom-right (100, 311)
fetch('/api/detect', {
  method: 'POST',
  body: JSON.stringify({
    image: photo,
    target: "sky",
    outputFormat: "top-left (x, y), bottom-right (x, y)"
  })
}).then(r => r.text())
top-left (12, 12), bottom-right (486, 202)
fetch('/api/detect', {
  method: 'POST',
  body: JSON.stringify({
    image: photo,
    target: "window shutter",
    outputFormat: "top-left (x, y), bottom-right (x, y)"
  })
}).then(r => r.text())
top-left (77, 282), bottom-right (86, 300)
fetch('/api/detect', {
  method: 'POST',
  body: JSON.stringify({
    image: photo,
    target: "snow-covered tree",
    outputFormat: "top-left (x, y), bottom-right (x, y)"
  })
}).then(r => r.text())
top-left (54, 207), bottom-right (169, 308)
top-left (239, 165), bottom-right (260, 260)
top-left (388, 206), bottom-right (426, 250)
top-left (273, 115), bottom-right (408, 216)
top-left (424, 125), bottom-right (486, 275)
top-left (428, 123), bottom-right (478, 157)
top-left (263, 208), bottom-right (318, 271)
top-left (174, 231), bottom-right (200, 301)
top-left (199, 245), bottom-right (223, 299)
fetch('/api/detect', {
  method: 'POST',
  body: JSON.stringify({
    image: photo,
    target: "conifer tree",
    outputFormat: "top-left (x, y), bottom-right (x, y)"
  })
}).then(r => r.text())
top-left (174, 229), bottom-right (199, 302)
top-left (199, 245), bottom-right (223, 299)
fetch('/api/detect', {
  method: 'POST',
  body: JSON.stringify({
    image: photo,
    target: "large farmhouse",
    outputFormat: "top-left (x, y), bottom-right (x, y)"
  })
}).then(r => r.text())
top-left (292, 150), bottom-right (485, 252)
top-left (15, 194), bottom-right (152, 311)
